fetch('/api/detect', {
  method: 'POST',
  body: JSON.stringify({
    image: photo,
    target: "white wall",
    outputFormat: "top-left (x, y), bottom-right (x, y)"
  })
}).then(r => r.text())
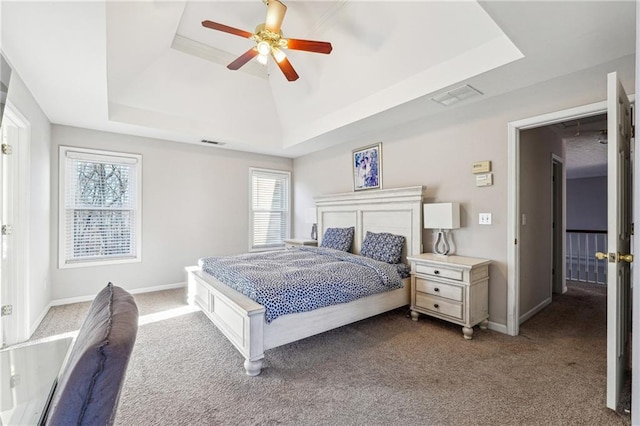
top-left (50, 126), bottom-right (292, 301)
top-left (6, 71), bottom-right (52, 331)
top-left (519, 125), bottom-right (564, 318)
top-left (293, 55), bottom-right (635, 328)
top-left (567, 176), bottom-right (607, 230)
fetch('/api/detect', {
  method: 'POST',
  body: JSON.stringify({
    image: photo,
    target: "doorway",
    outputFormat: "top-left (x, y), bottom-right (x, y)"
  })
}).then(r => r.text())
top-left (518, 115), bottom-right (607, 321)
top-left (507, 101), bottom-right (611, 335)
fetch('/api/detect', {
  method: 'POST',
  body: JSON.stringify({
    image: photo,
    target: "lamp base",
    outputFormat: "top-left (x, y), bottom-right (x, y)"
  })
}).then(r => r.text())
top-left (433, 229), bottom-right (452, 256)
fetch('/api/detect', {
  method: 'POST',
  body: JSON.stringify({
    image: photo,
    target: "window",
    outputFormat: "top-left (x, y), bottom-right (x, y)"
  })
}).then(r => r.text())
top-left (59, 146), bottom-right (142, 268)
top-left (249, 168), bottom-right (290, 250)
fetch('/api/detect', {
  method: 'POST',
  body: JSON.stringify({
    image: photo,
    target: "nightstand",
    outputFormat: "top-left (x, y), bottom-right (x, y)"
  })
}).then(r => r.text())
top-left (407, 253), bottom-right (491, 340)
top-left (284, 238), bottom-right (318, 248)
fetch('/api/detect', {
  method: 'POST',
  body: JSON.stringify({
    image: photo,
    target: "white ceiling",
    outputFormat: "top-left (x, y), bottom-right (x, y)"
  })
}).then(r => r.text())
top-left (0, 1), bottom-right (636, 158)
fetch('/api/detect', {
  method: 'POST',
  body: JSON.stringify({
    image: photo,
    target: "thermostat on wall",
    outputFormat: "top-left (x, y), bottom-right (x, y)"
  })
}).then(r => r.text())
top-left (476, 173), bottom-right (493, 187)
top-left (472, 160), bottom-right (491, 174)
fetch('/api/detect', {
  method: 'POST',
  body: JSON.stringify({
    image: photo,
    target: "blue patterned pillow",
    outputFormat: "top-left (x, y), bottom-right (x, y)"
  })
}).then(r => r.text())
top-left (360, 232), bottom-right (405, 264)
top-left (320, 227), bottom-right (354, 252)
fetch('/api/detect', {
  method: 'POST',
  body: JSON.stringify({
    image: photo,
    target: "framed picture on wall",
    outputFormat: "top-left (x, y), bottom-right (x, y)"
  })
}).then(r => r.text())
top-left (352, 142), bottom-right (382, 191)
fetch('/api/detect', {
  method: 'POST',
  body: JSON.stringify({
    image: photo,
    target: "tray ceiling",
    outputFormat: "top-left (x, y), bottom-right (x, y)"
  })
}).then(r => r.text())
top-left (0, 1), bottom-right (635, 157)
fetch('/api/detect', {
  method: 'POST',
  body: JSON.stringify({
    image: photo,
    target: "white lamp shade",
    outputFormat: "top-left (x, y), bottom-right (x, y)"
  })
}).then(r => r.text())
top-left (305, 207), bottom-right (317, 224)
top-left (423, 202), bottom-right (460, 230)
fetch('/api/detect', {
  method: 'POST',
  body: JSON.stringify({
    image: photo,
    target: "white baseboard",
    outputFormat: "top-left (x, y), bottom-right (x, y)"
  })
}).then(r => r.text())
top-left (487, 321), bottom-right (508, 335)
top-left (519, 297), bottom-right (552, 325)
top-left (128, 282), bottom-right (186, 295)
top-left (30, 302), bottom-right (54, 336)
top-left (50, 282), bottom-right (186, 307)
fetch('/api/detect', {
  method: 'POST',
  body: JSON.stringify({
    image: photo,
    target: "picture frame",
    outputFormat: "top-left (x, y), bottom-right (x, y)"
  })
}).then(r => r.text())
top-left (352, 142), bottom-right (382, 191)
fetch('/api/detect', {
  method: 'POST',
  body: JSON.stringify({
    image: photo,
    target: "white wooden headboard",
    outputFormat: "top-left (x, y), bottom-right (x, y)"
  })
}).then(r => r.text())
top-left (314, 186), bottom-right (425, 262)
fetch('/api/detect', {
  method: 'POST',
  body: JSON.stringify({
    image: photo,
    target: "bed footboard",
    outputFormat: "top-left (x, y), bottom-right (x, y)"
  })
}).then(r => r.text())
top-left (186, 266), bottom-right (266, 376)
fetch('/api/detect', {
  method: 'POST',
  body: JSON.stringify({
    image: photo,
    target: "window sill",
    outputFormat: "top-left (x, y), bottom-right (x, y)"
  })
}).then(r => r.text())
top-left (58, 256), bottom-right (142, 269)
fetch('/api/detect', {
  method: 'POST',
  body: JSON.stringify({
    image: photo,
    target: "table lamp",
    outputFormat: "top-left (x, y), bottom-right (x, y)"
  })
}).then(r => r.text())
top-left (305, 207), bottom-right (317, 240)
top-left (423, 202), bottom-right (460, 255)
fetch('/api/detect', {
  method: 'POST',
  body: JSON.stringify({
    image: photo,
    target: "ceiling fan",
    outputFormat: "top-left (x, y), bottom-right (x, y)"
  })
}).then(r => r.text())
top-left (202, 0), bottom-right (333, 81)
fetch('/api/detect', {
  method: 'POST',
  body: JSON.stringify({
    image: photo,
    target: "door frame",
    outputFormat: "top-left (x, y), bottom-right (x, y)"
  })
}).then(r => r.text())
top-left (0, 101), bottom-right (31, 345)
top-left (507, 97), bottom-right (636, 336)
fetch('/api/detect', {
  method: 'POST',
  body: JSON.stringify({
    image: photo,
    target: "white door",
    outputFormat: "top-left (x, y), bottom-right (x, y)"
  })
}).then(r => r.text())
top-left (0, 118), bottom-right (16, 347)
top-left (601, 71), bottom-right (633, 410)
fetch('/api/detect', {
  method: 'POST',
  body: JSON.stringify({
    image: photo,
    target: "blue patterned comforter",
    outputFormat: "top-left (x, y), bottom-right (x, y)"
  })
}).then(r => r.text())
top-left (198, 246), bottom-right (404, 323)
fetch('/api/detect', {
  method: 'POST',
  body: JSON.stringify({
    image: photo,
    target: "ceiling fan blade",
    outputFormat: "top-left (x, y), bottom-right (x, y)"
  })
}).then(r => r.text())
top-left (264, 0), bottom-right (287, 33)
top-left (228, 48), bottom-right (259, 70)
top-left (285, 38), bottom-right (333, 54)
top-left (273, 55), bottom-right (299, 81)
top-left (202, 20), bottom-right (253, 39)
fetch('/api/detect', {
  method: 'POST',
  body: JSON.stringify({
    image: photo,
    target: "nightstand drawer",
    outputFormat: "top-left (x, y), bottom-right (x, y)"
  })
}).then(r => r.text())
top-left (415, 293), bottom-right (463, 320)
top-left (415, 264), bottom-right (463, 281)
top-left (415, 278), bottom-right (462, 302)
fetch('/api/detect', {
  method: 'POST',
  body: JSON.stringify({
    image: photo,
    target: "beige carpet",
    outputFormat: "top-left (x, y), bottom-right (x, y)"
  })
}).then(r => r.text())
top-left (31, 282), bottom-right (630, 425)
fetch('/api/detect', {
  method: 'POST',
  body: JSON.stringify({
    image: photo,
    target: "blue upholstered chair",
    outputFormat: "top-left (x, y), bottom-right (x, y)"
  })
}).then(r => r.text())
top-left (43, 283), bottom-right (139, 426)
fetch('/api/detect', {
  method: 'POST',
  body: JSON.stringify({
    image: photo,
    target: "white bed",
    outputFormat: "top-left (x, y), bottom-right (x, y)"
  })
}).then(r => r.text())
top-left (186, 186), bottom-right (424, 375)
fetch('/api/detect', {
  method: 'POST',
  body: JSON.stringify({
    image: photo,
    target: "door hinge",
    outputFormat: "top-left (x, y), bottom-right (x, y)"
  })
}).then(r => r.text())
top-left (1, 225), bottom-right (12, 236)
top-left (9, 374), bottom-right (20, 388)
top-left (1, 144), bottom-right (12, 155)
top-left (1, 305), bottom-right (12, 316)
top-left (515, 238), bottom-right (518, 245)
top-left (632, 223), bottom-right (635, 236)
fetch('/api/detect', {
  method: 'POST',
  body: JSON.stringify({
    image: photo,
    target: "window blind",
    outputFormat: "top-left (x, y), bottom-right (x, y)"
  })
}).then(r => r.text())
top-left (62, 149), bottom-right (140, 264)
top-left (250, 169), bottom-right (290, 249)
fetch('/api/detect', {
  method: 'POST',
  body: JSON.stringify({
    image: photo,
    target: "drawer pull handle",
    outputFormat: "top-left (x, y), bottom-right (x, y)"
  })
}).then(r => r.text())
top-left (434, 288), bottom-right (440, 292)
top-left (434, 304), bottom-right (439, 309)
top-left (434, 270), bottom-right (440, 275)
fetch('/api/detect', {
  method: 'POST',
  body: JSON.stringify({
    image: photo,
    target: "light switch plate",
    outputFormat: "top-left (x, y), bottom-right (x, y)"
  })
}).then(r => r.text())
top-left (479, 213), bottom-right (492, 225)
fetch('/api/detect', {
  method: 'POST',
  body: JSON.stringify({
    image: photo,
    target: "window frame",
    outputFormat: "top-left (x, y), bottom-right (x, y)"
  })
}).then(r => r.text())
top-left (248, 167), bottom-right (291, 252)
top-left (58, 146), bottom-right (142, 269)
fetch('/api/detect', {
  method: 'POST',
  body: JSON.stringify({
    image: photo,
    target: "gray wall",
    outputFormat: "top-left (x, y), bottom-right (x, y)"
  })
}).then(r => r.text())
top-left (50, 126), bottom-right (292, 300)
top-left (293, 55), bottom-right (635, 328)
top-left (567, 176), bottom-right (607, 231)
top-left (7, 71), bottom-right (53, 332)
top-left (519, 126), bottom-right (564, 318)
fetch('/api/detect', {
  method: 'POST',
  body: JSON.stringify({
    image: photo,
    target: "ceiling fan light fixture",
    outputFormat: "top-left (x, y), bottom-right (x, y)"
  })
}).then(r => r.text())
top-left (257, 41), bottom-right (271, 56)
top-left (257, 54), bottom-right (268, 65)
top-left (272, 47), bottom-right (287, 63)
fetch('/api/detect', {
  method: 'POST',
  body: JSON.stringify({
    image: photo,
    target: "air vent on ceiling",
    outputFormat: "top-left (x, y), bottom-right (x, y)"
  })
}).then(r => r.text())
top-left (201, 139), bottom-right (226, 146)
top-left (431, 84), bottom-right (483, 107)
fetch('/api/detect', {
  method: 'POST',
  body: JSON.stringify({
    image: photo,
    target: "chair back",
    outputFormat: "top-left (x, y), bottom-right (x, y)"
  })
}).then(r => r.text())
top-left (44, 283), bottom-right (138, 426)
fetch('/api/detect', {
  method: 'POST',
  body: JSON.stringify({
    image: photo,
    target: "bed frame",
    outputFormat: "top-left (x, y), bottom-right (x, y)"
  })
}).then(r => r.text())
top-left (186, 186), bottom-right (424, 375)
